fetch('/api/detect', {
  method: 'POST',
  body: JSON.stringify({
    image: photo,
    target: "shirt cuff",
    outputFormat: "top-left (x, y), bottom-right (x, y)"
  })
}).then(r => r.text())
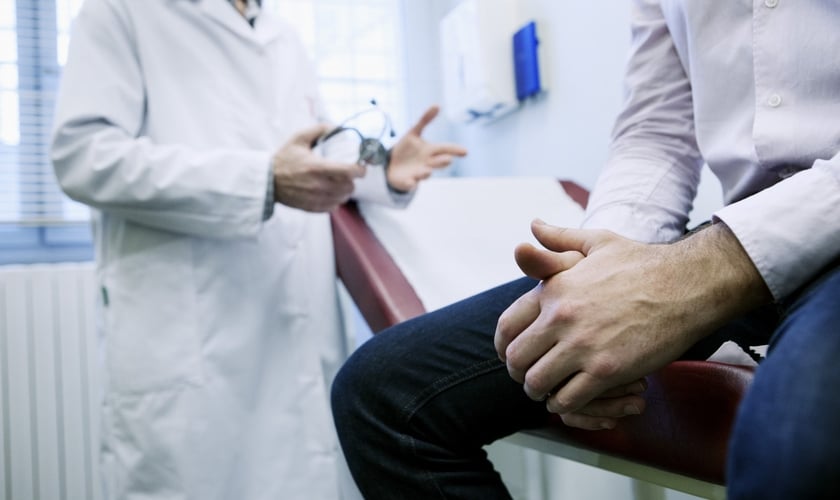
top-left (713, 166), bottom-right (840, 300)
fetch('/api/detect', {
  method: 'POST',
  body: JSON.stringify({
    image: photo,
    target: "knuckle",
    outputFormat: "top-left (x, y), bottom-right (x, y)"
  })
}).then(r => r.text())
top-left (589, 354), bottom-right (621, 380)
top-left (548, 393), bottom-right (576, 414)
top-left (495, 311), bottom-right (513, 334)
top-left (548, 300), bottom-right (577, 324)
top-left (505, 354), bottom-right (527, 383)
top-left (523, 370), bottom-right (549, 397)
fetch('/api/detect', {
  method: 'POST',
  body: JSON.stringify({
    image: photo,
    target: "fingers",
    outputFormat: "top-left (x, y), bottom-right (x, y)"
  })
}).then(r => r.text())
top-left (560, 413), bottom-right (620, 431)
top-left (514, 243), bottom-right (583, 279)
top-left (429, 142), bottom-right (468, 158)
top-left (494, 286), bottom-right (541, 362)
top-left (531, 220), bottom-right (603, 255)
top-left (558, 393), bottom-right (647, 431)
top-left (417, 147), bottom-right (468, 169)
top-left (408, 105), bottom-right (440, 135)
top-left (598, 378), bottom-right (647, 398)
top-left (576, 393), bottom-right (646, 418)
top-left (545, 371), bottom-right (610, 414)
top-left (426, 154), bottom-right (454, 169)
top-left (515, 335), bottom-right (582, 400)
top-left (317, 158), bottom-right (367, 179)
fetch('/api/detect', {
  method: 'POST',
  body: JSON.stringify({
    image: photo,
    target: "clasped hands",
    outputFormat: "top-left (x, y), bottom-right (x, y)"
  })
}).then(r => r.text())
top-left (271, 106), bottom-right (466, 212)
top-left (495, 219), bottom-right (769, 431)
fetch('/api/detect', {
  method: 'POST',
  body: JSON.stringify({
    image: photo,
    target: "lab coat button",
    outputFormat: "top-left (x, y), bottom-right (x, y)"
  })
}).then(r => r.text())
top-left (768, 94), bottom-right (782, 107)
top-left (764, 0), bottom-right (779, 8)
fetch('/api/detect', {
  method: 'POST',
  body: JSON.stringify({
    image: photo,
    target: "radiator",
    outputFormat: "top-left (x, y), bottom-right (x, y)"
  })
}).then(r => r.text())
top-left (0, 262), bottom-right (102, 500)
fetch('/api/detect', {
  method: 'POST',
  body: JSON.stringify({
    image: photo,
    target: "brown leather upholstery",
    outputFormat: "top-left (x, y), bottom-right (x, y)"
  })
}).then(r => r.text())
top-left (330, 180), bottom-right (753, 485)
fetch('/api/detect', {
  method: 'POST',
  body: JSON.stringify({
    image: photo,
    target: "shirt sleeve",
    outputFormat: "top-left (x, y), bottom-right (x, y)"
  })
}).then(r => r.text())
top-left (714, 157), bottom-right (840, 299)
top-left (581, 0), bottom-right (704, 244)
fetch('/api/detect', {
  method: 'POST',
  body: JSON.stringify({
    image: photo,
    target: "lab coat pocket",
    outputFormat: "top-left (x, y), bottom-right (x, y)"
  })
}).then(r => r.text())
top-left (103, 239), bottom-right (203, 395)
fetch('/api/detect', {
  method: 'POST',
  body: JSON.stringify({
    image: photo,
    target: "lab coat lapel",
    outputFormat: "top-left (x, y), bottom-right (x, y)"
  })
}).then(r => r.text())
top-left (253, 13), bottom-right (284, 46)
top-left (197, 0), bottom-right (258, 43)
top-left (197, 0), bottom-right (285, 47)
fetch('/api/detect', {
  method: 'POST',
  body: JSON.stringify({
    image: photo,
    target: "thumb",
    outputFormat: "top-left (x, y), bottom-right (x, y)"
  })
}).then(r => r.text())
top-left (530, 220), bottom-right (600, 255)
top-left (292, 123), bottom-right (334, 148)
top-left (515, 243), bottom-right (583, 279)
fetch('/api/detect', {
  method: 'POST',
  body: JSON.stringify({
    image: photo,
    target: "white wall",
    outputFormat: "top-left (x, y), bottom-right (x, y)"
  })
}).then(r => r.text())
top-left (402, 0), bottom-right (628, 187)
top-left (401, 0), bottom-right (722, 223)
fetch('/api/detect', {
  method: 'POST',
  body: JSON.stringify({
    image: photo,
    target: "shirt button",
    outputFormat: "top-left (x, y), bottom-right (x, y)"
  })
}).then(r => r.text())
top-left (764, 0), bottom-right (779, 7)
top-left (768, 94), bottom-right (782, 107)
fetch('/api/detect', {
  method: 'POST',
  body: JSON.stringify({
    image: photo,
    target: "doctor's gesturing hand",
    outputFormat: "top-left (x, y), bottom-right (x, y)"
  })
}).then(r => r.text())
top-left (495, 220), bottom-right (772, 430)
top-left (273, 106), bottom-right (466, 212)
top-left (385, 105), bottom-right (467, 192)
top-left (272, 123), bottom-right (366, 213)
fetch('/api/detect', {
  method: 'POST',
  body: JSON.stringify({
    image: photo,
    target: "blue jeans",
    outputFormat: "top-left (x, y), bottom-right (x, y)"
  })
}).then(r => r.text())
top-left (332, 261), bottom-right (840, 499)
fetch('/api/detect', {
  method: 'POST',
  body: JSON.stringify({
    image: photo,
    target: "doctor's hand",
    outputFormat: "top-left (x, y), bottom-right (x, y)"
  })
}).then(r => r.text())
top-left (273, 124), bottom-right (366, 212)
top-left (386, 106), bottom-right (467, 192)
top-left (495, 221), bottom-right (771, 426)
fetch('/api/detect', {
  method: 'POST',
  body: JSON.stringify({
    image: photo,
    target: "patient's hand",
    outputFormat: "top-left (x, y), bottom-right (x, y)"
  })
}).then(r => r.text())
top-left (386, 106), bottom-right (467, 192)
top-left (511, 220), bottom-right (645, 430)
top-left (557, 379), bottom-right (648, 430)
top-left (495, 222), bottom-right (770, 422)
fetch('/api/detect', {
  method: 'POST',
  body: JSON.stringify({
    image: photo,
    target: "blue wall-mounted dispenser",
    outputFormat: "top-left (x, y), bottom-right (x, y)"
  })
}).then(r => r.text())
top-left (513, 21), bottom-right (543, 101)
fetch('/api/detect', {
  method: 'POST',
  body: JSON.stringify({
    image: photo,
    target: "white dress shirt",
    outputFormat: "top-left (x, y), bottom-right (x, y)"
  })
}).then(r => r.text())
top-left (582, 0), bottom-right (840, 300)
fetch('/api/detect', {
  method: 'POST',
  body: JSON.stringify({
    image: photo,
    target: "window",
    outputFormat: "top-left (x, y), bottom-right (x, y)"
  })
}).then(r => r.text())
top-left (266, 0), bottom-right (406, 130)
top-left (0, 0), bottom-right (405, 265)
top-left (0, 0), bottom-right (89, 265)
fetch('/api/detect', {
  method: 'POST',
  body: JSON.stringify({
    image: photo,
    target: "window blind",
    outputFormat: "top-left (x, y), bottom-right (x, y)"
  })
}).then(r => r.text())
top-left (0, 0), bottom-right (87, 227)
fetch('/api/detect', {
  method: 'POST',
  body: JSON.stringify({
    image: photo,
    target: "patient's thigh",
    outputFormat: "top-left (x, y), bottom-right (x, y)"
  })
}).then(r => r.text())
top-left (727, 261), bottom-right (840, 499)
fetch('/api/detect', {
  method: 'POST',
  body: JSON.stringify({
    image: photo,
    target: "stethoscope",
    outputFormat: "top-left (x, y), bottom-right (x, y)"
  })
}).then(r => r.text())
top-left (314, 100), bottom-right (395, 167)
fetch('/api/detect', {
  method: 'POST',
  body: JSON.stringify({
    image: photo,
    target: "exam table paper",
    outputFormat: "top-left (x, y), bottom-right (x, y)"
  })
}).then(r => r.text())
top-left (358, 177), bottom-right (585, 313)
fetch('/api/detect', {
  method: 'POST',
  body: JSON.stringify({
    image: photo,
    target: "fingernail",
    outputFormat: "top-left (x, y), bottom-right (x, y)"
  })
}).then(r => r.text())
top-left (624, 404), bottom-right (641, 415)
top-left (600, 420), bottom-right (615, 430)
top-left (533, 218), bottom-right (546, 225)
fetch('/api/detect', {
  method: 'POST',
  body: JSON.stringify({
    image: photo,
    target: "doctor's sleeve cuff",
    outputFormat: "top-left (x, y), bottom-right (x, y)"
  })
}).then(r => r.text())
top-left (263, 162), bottom-right (276, 220)
top-left (352, 164), bottom-right (415, 208)
top-left (713, 165), bottom-right (840, 300)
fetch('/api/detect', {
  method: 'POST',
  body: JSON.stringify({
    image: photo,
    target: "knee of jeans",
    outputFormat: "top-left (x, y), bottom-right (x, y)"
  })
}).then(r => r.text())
top-left (331, 336), bottom-right (387, 424)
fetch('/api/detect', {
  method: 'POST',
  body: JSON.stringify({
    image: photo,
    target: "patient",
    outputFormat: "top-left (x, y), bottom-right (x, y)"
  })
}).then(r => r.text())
top-left (331, 1), bottom-right (840, 499)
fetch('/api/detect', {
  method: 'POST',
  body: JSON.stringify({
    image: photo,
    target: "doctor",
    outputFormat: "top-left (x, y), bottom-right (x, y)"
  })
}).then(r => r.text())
top-left (51, 0), bottom-right (466, 499)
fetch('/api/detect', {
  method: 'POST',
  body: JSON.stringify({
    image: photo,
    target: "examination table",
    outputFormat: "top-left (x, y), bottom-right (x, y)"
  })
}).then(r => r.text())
top-left (331, 177), bottom-right (755, 499)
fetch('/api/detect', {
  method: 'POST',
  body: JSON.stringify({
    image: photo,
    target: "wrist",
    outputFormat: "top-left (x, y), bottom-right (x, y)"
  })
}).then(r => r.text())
top-left (384, 149), bottom-right (411, 194)
top-left (673, 222), bottom-right (772, 322)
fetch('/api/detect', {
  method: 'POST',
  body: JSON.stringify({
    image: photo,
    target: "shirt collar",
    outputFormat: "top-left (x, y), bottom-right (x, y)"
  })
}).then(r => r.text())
top-left (228, 0), bottom-right (262, 23)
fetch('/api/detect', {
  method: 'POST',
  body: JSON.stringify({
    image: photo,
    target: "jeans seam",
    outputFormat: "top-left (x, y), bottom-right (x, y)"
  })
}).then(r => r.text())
top-left (399, 357), bottom-right (508, 500)
top-left (400, 358), bottom-right (505, 422)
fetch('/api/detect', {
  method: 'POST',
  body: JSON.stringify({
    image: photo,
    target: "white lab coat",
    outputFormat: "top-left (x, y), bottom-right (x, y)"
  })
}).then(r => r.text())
top-left (51, 1), bottom-right (402, 498)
